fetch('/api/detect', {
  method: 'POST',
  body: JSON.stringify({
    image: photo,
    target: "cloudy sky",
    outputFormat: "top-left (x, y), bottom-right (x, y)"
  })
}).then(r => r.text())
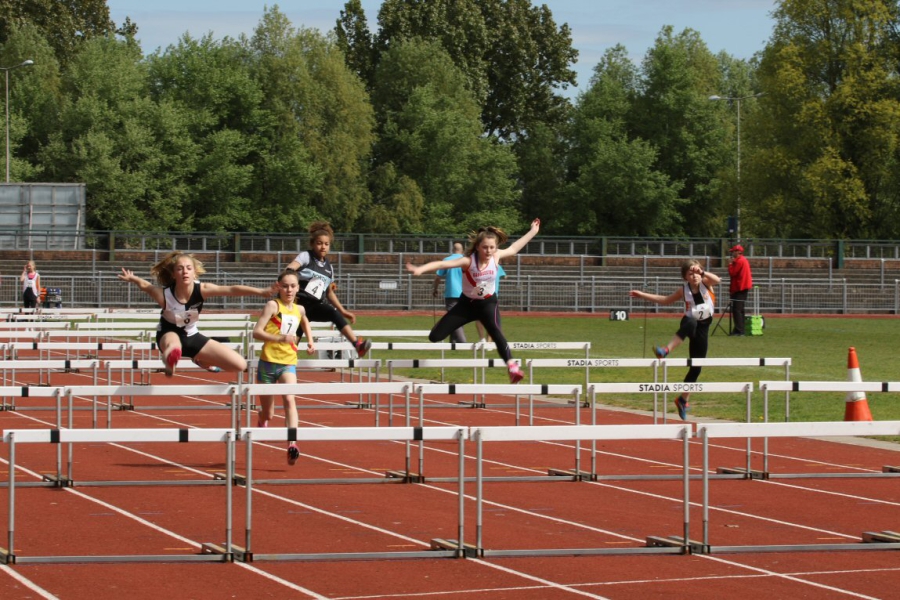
top-left (106, 0), bottom-right (778, 97)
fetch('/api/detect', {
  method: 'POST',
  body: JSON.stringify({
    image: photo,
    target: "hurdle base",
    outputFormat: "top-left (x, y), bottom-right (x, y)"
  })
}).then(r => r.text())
top-left (862, 530), bottom-right (900, 544)
top-left (547, 468), bottom-right (592, 481)
top-left (883, 466), bottom-right (900, 473)
top-left (716, 466), bottom-right (768, 480)
top-left (112, 403), bottom-right (135, 411)
top-left (41, 474), bottom-right (72, 487)
top-left (0, 546), bottom-right (14, 564)
top-left (430, 538), bottom-right (479, 558)
top-left (458, 401), bottom-right (486, 408)
top-left (200, 542), bottom-right (237, 562)
top-left (385, 470), bottom-right (424, 483)
top-left (646, 535), bottom-right (706, 554)
top-left (213, 472), bottom-right (247, 486)
top-left (343, 401), bottom-right (371, 409)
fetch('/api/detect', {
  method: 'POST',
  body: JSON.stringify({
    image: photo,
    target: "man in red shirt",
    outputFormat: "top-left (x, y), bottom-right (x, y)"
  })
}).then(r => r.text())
top-left (727, 244), bottom-right (753, 336)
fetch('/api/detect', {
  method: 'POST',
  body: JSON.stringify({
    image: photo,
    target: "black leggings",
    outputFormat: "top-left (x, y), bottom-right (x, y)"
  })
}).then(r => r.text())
top-left (430, 295), bottom-right (512, 363)
top-left (675, 315), bottom-right (711, 383)
top-left (23, 289), bottom-right (38, 309)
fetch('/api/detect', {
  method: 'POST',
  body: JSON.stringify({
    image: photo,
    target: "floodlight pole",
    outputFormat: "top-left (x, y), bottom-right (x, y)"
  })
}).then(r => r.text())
top-left (709, 92), bottom-right (764, 242)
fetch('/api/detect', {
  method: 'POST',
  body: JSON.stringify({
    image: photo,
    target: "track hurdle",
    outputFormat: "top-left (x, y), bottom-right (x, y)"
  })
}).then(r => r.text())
top-left (0, 359), bottom-right (100, 394)
top-left (656, 357), bottom-right (792, 422)
top-left (385, 359), bottom-right (522, 408)
top-left (1, 427), bottom-right (236, 565)
top-left (469, 423), bottom-right (693, 557)
top-left (758, 380), bottom-right (900, 478)
top-left (586, 382), bottom-right (754, 481)
top-left (414, 384), bottom-right (583, 481)
top-left (28, 383), bottom-right (239, 486)
top-left (231, 425), bottom-right (467, 562)
top-left (696, 420), bottom-right (900, 555)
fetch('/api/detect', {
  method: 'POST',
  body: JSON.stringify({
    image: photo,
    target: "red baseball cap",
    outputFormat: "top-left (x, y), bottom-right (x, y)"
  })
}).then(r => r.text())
top-left (729, 244), bottom-right (744, 253)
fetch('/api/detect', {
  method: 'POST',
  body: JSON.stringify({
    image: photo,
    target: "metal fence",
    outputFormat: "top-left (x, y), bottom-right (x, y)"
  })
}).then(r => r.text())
top-left (17, 272), bottom-right (900, 315)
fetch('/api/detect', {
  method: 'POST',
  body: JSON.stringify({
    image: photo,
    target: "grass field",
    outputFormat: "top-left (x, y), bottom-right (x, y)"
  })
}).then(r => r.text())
top-left (357, 312), bottom-right (899, 425)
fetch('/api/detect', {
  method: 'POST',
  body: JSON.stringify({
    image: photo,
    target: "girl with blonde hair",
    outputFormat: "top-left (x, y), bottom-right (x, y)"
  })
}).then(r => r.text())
top-left (119, 251), bottom-right (276, 377)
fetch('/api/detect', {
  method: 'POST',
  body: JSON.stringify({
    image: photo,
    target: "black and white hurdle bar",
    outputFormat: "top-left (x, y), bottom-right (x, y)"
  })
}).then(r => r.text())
top-left (471, 423), bottom-right (693, 558)
top-left (697, 420), bottom-right (900, 554)
top-left (587, 382), bottom-right (754, 481)
top-left (234, 426), bottom-right (468, 562)
top-left (655, 358), bottom-right (791, 423)
top-left (1, 427), bottom-right (236, 565)
top-left (759, 380), bottom-right (900, 478)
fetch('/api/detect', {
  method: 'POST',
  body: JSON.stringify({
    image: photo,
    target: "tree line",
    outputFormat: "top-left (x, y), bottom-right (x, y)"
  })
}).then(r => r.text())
top-left (2, 0), bottom-right (900, 240)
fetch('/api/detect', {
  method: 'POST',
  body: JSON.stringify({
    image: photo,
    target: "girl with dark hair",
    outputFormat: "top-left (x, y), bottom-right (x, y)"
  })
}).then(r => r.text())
top-left (286, 221), bottom-right (371, 357)
top-left (406, 219), bottom-right (540, 383)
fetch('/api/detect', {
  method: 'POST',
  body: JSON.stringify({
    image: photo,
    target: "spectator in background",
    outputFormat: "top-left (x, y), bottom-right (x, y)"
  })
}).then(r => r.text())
top-left (727, 244), bottom-right (753, 336)
top-left (20, 261), bottom-right (40, 309)
top-left (433, 242), bottom-right (467, 342)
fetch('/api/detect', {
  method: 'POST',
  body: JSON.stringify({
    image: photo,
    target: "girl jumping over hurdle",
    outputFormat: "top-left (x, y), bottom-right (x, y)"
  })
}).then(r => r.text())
top-left (286, 221), bottom-right (371, 358)
top-left (405, 218), bottom-right (541, 384)
top-left (118, 252), bottom-right (276, 377)
top-left (629, 259), bottom-right (721, 420)
top-left (252, 268), bottom-right (316, 465)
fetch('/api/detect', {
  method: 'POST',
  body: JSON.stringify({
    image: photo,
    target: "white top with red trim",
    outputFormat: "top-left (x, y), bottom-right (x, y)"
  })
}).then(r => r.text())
top-left (462, 254), bottom-right (499, 299)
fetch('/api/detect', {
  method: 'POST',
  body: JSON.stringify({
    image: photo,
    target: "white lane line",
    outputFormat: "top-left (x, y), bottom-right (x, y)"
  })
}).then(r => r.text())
top-left (0, 564), bottom-right (58, 599)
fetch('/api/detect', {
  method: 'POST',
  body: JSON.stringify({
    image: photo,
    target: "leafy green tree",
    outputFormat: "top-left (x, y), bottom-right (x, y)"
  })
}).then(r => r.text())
top-left (371, 38), bottom-right (519, 233)
top-left (631, 26), bottom-right (730, 237)
top-left (748, 0), bottom-right (900, 238)
top-left (350, 0), bottom-right (577, 141)
top-left (38, 36), bottom-right (198, 232)
top-left (0, 23), bottom-right (63, 181)
top-left (249, 7), bottom-right (375, 232)
top-left (334, 0), bottom-right (376, 87)
top-left (565, 46), bottom-right (683, 236)
top-left (0, 0), bottom-right (116, 65)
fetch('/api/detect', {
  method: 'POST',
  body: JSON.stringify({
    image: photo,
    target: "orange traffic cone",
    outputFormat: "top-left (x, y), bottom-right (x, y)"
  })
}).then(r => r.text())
top-left (844, 347), bottom-right (873, 421)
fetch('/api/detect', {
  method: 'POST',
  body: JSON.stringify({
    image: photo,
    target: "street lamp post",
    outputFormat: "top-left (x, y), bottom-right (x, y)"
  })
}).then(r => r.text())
top-left (2, 59), bottom-right (34, 183)
top-left (709, 92), bottom-right (763, 242)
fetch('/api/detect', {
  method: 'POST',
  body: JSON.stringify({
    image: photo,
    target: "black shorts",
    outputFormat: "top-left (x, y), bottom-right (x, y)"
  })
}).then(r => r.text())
top-left (155, 327), bottom-right (210, 359)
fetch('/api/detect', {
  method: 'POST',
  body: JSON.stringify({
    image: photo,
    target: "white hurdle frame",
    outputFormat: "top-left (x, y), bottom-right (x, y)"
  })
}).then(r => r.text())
top-left (470, 423), bottom-right (692, 557)
top-left (697, 420), bottom-right (900, 554)
top-left (657, 357), bottom-right (792, 422)
top-left (758, 380), bottom-right (900, 477)
top-left (588, 382), bottom-right (754, 480)
top-left (416, 384), bottom-right (583, 481)
top-left (236, 426), bottom-right (467, 561)
top-left (1, 427), bottom-right (236, 565)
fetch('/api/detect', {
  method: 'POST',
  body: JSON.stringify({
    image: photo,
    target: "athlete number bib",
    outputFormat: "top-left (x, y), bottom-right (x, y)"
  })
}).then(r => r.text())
top-left (304, 278), bottom-right (326, 300)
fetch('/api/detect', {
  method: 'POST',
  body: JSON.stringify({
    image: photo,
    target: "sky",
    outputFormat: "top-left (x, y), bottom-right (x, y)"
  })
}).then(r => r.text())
top-left (106, 0), bottom-right (778, 97)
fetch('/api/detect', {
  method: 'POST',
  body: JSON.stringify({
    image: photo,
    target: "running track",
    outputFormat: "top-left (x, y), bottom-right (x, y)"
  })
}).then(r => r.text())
top-left (0, 360), bottom-right (898, 599)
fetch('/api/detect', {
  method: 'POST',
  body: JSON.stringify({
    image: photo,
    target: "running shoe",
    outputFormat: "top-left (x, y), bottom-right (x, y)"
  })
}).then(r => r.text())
top-left (653, 345), bottom-right (669, 359)
top-left (257, 418), bottom-right (268, 428)
top-left (355, 337), bottom-right (371, 358)
top-left (164, 348), bottom-right (181, 377)
top-left (674, 396), bottom-right (689, 421)
top-left (287, 444), bottom-right (300, 466)
top-left (508, 363), bottom-right (524, 384)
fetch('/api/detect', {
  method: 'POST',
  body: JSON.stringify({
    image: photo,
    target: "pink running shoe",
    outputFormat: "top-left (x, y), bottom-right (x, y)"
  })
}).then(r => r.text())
top-left (164, 348), bottom-right (182, 377)
top-left (508, 362), bottom-right (524, 384)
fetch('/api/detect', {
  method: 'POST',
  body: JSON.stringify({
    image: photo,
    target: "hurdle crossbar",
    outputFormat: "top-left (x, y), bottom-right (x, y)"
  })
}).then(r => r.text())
top-left (697, 420), bottom-right (900, 554)
top-left (2, 427), bottom-right (236, 564)
top-left (471, 423), bottom-right (692, 557)
top-left (239, 426), bottom-right (467, 562)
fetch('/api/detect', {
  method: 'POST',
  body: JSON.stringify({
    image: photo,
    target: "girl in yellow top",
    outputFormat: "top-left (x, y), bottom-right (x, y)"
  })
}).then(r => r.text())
top-left (253, 269), bottom-right (316, 465)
